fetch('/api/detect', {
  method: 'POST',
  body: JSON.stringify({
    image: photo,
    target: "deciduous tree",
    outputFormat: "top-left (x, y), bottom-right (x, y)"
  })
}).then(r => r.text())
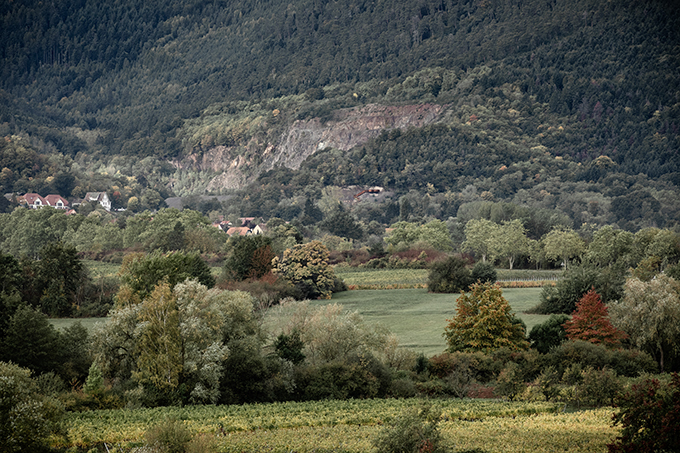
top-left (609, 275), bottom-right (680, 371)
top-left (490, 220), bottom-right (529, 270)
top-left (428, 256), bottom-right (471, 293)
top-left (224, 235), bottom-right (274, 281)
top-left (563, 289), bottom-right (627, 347)
top-left (542, 227), bottom-right (585, 270)
top-left (118, 250), bottom-right (215, 301)
top-left (272, 241), bottom-right (336, 299)
top-left (461, 219), bottom-right (499, 263)
top-left (0, 362), bottom-right (64, 453)
top-left (444, 282), bottom-right (529, 353)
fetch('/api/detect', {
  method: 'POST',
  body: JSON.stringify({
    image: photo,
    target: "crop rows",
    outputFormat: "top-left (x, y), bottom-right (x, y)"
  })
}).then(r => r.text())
top-left (334, 268), bottom-right (429, 289)
top-left (53, 398), bottom-right (613, 452)
top-left (334, 268), bottom-right (563, 290)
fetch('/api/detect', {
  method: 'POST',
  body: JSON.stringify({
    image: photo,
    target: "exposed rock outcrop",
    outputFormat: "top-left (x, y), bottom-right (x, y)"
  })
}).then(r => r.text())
top-left (263, 103), bottom-right (443, 171)
top-left (178, 103), bottom-right (444, 190)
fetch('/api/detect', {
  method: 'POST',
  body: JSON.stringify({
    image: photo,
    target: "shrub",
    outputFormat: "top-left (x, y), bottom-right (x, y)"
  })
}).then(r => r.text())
top-left (608, 373), bottom-right (680, 453)
top-left (217, 273), bottom-right (299, 306)
top-left (495, 362), bottom-right (526, 401)
top-left (145, 419), bottom-right (193, 453)
top-left (546, 340), bottom-right (612, 373)
top-left (186, 433), bottom-right (218, 453)
top-left (299, 361), bottom-right (381, 400)
top-left (0, 362), bottom-right (64, 453)
top-left (535, 366), bottom-right (561, 401)
top-left (428, 256), bottom-right (472, 293)
top-left (608, 349), bottom-right (658, 377)
top-left (534, 264), bottom-right (625, 314)
top-left (528, 314), bottom-right (570, 354)
top-left (372, 404), bottom-right (446, 453)
top-left (546, 340), bottom-right (658, 378)
top-left (389, 377), bottom-right (418, 398)
top-left (471, 262), bottom-right (497, 284)
top-left (577, 366), bottom-right (622, 407)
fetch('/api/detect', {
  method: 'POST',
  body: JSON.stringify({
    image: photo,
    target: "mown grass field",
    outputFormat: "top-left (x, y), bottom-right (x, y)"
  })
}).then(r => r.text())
top-left (54, 397), bottom-right (617, 452)
top-left (323, 287), bottom-right (546, 356)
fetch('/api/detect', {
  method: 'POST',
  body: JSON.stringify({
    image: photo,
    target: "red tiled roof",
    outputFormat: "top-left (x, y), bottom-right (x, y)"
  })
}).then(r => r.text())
top-left (226, 227), bottom-right (251, 236)
top-left (23, 193), bottom-right (46, 205)
top-left (44, 195), bottom-right (69, 207)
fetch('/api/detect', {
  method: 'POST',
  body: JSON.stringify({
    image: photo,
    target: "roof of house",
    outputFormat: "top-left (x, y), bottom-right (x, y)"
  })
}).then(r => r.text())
top-left (226, 227), bottom-right (251, 236)
top-left (44, 194), bottom-right (69, 206)
top-left (85, 192), bottom-right (107, 201)
top-left (23, 193), bottom-right (46, 205)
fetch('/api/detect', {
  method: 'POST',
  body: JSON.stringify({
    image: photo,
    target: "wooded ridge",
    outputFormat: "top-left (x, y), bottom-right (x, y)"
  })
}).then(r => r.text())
top-left (1, 0), bottom-right (679, 230)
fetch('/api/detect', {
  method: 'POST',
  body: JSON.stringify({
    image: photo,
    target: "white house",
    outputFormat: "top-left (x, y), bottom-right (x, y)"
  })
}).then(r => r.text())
top-left (84, 192), bottom-right (111, 211)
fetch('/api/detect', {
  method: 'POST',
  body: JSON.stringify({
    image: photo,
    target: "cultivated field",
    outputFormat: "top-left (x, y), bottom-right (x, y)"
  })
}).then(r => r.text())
top-left (55, 398), bottom-right (617, 452)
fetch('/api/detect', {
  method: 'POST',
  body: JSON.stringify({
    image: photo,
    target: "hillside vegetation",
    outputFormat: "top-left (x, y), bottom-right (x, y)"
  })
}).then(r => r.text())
top-left (1, 0), bottom-right (679, 231)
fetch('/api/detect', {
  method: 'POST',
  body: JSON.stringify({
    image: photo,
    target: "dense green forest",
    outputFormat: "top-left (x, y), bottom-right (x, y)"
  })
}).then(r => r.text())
top-left (1, 0), bottom-right (679, 231)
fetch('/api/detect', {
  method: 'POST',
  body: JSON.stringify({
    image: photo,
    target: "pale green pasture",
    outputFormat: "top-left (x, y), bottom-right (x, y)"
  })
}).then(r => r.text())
top-left (49, 318), bottom-right (106, 332)
top-left (323, 287), bottom-right (546, 356)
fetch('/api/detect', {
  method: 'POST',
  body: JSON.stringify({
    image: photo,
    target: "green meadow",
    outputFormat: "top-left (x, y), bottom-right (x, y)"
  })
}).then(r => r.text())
top-left (325, 287), bottom-right (545, 356)
top-left (59, 265), bottom-right (549, 356)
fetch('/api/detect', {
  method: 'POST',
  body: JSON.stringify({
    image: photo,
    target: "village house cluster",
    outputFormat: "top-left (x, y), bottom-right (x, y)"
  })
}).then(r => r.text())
top-left (6, 192), bottom-right (112, 212)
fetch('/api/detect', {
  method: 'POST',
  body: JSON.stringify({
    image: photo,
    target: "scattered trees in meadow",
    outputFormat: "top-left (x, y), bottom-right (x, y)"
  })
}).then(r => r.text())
top-left (385, 219), bottom-right (453, 252)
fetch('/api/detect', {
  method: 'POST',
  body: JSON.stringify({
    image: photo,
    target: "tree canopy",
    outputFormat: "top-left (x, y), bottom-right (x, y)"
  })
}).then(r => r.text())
top-left (444, 282), bottom-right (529, 353)
top-left (610, 275), bottom-right (680, 372)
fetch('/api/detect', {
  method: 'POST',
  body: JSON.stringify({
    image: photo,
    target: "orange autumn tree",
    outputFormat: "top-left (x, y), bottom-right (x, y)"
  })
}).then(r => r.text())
top-left (563, 288), bottom-right (627, 347)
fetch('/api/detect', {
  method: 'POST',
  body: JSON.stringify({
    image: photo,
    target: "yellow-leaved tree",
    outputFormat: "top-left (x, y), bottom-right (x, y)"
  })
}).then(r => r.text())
top-left (134, 282), bottom-right (182, 391)
top-left (444, 282), bottom-right (529, 353)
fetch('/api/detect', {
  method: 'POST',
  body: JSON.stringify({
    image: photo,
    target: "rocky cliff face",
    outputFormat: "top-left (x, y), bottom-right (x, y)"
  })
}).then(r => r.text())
top-left (179, 103), bottom-right (444, 190)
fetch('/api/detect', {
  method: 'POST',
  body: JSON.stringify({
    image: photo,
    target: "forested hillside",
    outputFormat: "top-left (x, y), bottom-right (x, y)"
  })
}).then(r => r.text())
top-left (1, 0), bottom-right (679, 230)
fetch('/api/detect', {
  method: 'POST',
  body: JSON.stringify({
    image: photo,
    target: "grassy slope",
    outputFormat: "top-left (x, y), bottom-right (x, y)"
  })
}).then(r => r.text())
top-left (326, 287), bottom-right (546, 356)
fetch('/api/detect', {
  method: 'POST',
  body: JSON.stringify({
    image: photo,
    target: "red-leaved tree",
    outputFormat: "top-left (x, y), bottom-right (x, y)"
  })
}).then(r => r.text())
top-left (563, 288), bottom-right (627, 346)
